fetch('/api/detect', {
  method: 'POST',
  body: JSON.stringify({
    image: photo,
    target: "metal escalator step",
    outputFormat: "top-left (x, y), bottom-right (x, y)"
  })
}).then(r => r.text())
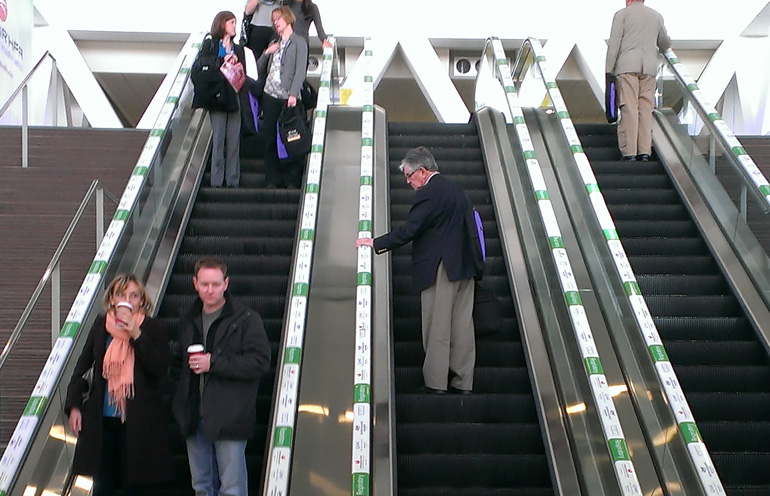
top-left (186, 218), bottom-right (297, 237)
top-left (637, 274), bottom-right (729, 295)
top-left (644, 294), bottom-right (743, 317)
top-left (698, 421), bottom-right (770, 452)
top-left (607, 203), bottom-right (690, 220)
top-left (191, 202), bottom-right (299, 219)
top-left (653, 316), bottom-right (751, 340)
top-left (180, 236), bottom-right (295, 255)
top-left (397, 454), bottom-right (551, 489)
top-left (397, 423), bottom-right (545, 454)
top-left (708, 452), bottom-right (770, 487)
top-left (620, 237), bottom-right (708, 256)
top-left (614, 220), bottom-right (699, 238)
top-left (685, 392), bottom-right (770, 421)
top-left (196, 187), bottom-right (301, 203)
top-left (597, 174), bottom-right (672, 189)
top-left (674, 365), bottom-right (770, 392)
top-left (395, 394), bottom-right (537, 424)
top-left (664, 341), bottom-right (769, 365)
top-left (601, 188), bottom-right (680, 204)
top-left (629, 255), bottom-right (718, 274)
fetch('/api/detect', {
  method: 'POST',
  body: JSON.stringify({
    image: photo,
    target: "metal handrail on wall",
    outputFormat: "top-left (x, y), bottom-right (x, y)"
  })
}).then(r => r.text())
top-left (660, 49), bottom-right (770, 216)
top-left (0, 51), bottom-right (76, 169)
top-left (0, 180), bottom-right (119, 369)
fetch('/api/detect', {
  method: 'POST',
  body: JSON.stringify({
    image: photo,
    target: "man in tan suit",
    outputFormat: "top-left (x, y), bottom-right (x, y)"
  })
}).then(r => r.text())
top-left (606, 0), bottom-right (671, 161)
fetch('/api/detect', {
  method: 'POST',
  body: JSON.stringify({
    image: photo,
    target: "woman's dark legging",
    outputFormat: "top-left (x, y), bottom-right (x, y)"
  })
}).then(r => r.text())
top-left (261, 93), bottom-right (305, 188)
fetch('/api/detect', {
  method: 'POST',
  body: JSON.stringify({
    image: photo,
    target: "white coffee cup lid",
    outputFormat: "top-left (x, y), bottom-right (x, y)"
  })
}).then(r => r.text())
top-left (187, 344), bottom-right (205, 353)
top-left (115, 301), bottom-right (133, 310)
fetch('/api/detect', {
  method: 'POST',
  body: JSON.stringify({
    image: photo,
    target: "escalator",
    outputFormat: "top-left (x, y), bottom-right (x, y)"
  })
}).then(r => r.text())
top-left (387, 121), bottom-right (554, 496)
top-left (577, 122), bottom-right (770, 496)
top-left (155, 152), bottom-right (299, 495)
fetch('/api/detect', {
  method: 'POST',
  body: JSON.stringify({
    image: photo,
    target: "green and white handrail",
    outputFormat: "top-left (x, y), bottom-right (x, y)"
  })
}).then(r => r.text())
top-left (352, 37), bottom-right (374, 496)
top-left (482, 36), bottom-right (644, 495)
top-left (663, 48), bottom-right (770, 212)
top-left (263, 37), bottom-right (336, 496)
top-left (516, 37), bottom-right (727, 495)
top-left (0, 32), bottom-right (203, 496)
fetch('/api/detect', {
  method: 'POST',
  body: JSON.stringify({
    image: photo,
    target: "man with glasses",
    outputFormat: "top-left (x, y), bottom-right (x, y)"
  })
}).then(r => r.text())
top-left (357, 146), bottom-right (476, 394)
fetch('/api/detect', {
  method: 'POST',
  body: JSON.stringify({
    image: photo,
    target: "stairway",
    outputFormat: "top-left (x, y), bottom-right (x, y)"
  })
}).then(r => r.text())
top-left (155, 151), bottom-right (299, 495)
top-left (388, 122), bottom-right (554, 496)
top-left (579, 123), bottom-right (770, 496)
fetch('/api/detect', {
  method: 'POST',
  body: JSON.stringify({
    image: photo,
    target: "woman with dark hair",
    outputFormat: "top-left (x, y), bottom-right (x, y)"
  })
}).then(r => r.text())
top-left (257, 7), bottom-right (308, 188)
top-left (193, 11), bottom-right (246, 187)
top-left (287, 0), bottom-right (332, 51)
top-left (65, 275), bottom-right (173, 496)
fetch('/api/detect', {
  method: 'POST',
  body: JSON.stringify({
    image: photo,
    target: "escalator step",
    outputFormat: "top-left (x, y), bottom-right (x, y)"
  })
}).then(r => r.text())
top-left (630, 256), bottom-right (717, 275)
top-left (637, 274), bottom-right (728, 295)
top-left (620, 237), bottom-right (708, 256)
top-left (664, 341), bottom-right (769, 365)
top-left (613, 220), bottom-right (699, 238)
top-left (397, 423), bottom-right (545, 454)
top-left (397, 454), bottom-right (551, 488)
top-left (608, 204), bottom-right (689, 220)
top-left (186, 219), bottom-right (298, 237)
top-left (643, 295), bottom-right (742, 317)
top-left (191, 202), bottom-right (299, 219)
top-left (674, 365), bottom-right (770, 392)
top-left (686, 392), bottom-right (770, 421)
top-left (180, 236), bottom-right (295, 255)
top-left (395, 394), bottom-right (538, 424)
top-left (601, 188), bottom-right (681, 204)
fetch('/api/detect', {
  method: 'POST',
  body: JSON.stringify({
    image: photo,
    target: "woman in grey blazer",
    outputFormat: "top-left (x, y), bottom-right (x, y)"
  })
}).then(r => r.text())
top-left (257, 6), bottom-right (308, 188)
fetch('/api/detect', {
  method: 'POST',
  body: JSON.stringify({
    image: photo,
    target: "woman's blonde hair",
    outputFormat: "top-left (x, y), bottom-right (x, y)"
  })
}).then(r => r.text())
top-left (271, 6), bottom-right (296, 26)
top-left (102, 274), bottom-right (153, 314)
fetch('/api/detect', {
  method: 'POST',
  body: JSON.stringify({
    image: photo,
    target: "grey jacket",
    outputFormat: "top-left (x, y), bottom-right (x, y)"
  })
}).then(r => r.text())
top-left (257, 31), bottom-right (308, 98)
top-left (606, 1), bottom-right (671, 76)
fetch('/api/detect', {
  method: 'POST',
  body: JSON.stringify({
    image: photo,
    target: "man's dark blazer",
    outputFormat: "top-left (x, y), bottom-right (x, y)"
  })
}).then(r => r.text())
top-left (374, 173), bottom-right (476, 293)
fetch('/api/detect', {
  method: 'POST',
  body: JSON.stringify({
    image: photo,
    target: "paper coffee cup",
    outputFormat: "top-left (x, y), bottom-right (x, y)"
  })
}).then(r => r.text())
top-left (187, 344), bottom-right (204, 356)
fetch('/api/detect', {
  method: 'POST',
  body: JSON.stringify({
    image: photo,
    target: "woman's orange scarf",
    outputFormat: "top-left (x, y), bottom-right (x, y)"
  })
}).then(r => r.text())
top-left (103, 310), bottom-right (144, 421)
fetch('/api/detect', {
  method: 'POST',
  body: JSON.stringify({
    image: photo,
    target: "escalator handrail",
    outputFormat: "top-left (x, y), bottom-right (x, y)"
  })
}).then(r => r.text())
top-left (351, 36), bottom-right (375, 496)
top-left (661, 48), bottom-right (770, 214)
top-left (480, 36), bottom-right (646, 496)
top-left (511, 36), bottom-right (727, 495)
top-left (261, 37), bottom-right (339, 496)
top-left (0, 32), bottom-right (204, 496)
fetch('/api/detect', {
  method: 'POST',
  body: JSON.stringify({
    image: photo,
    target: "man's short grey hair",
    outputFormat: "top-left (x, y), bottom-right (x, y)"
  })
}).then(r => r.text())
top-left (398, 146), bottom-right (439, 174)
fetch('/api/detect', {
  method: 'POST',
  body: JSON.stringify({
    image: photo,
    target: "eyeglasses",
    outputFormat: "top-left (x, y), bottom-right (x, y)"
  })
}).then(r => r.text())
top-left (405, 168), bottom-right (421, 180)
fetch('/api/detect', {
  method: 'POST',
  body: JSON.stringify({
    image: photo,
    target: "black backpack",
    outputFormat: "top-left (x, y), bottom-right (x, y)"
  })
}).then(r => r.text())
top-left (191, 36), bottom-right (236, 112)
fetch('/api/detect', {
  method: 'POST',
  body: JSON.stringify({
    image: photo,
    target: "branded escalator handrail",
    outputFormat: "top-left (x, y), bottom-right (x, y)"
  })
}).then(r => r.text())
top-left (0, 33), bottom-right (203, 496)
top-left (262, 37), bottom-right (337, 496)
top-left (351, 37), bottom-right (375, 496)
top-left (517, 36), bottom-right (727, 496)
top-left (662, 49), bottom-right (770, 213)
top-left (482, 36), bottom-right (645, 496)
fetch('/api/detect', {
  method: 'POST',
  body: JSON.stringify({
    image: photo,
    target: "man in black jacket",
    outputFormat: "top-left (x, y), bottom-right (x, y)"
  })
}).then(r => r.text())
top-left (357, 146), bottom-right (476, 394)
top-left (172, 256), bottom-right (271, 496)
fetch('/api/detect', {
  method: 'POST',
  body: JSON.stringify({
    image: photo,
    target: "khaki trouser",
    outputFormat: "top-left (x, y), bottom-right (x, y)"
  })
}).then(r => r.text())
top-left (420, 262), bottom-right (475, 391)
top-left (617, 73), bottom-right (656, 157)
